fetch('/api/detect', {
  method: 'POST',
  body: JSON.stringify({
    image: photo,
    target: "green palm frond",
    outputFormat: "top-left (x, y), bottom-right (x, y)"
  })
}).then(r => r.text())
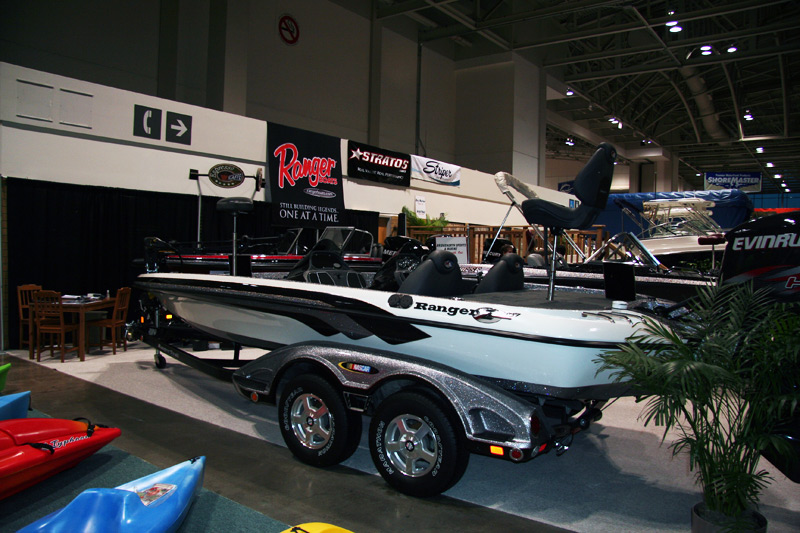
top-left (597, 282), bottom-right (800, 519)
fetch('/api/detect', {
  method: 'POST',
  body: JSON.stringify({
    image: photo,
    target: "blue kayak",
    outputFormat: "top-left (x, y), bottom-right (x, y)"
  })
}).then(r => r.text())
top-left (19, 456), bottom-right (205, 533)
top-left (0, 390), bottom-right (30, 420)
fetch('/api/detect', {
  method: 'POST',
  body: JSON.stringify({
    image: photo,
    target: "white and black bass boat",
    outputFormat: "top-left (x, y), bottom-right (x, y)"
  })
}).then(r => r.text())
top-left (135, 143), bottom-right (655, 403)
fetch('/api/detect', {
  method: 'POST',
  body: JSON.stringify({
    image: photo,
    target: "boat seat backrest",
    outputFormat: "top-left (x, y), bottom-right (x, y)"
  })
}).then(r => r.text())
top-left (521, 143), bottom-right (616, 231)
top-left (398, 249), bottom-right (464, 297)
top-left (474, 253), bottom-right (525, 294)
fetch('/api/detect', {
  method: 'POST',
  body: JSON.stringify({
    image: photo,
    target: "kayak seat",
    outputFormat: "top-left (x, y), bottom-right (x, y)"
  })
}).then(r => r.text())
top-left (398, 250), bottom-right (464, 297)
top-left (474, 253), bottom-right (525, 294)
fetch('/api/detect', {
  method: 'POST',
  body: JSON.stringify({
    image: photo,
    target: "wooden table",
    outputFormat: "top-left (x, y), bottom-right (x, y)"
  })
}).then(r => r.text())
top-left (62, 297), bottom-right (116, 361)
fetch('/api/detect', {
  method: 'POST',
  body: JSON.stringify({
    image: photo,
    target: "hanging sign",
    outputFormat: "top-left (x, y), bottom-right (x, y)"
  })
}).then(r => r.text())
top-left (267, 122), bottom-right (344, 228)
top-left (704, 171), bottom-right (761, 192)
top-left (411, 155), bottom-right (461, 186)
top-left (347, 140), bottom-right (410, 187)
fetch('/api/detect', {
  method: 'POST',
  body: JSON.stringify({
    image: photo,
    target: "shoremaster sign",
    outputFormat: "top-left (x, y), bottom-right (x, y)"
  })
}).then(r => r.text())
top-left (133, 105), bottom-right (193, 145)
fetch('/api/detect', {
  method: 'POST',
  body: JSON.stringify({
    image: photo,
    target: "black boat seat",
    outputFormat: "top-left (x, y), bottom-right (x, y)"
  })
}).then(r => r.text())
top-left (398, 249), bottom-right (464, 297)
top-left (521, 143), bottom-right (615, 231)
top-left (520, 143), bottom-right (616, 300)
top-left (216, 197), bottom-right (254, 214)
top-left (474, 253), bottom-right (525, 294)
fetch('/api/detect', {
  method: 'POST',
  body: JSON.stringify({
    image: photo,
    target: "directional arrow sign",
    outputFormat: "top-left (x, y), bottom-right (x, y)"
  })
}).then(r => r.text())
top-left (166, 111), bottom-right (192, 145)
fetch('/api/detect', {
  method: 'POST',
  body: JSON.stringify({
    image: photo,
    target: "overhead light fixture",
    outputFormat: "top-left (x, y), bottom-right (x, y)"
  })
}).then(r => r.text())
top-left (565, 88), bottom-right (574, 96)
top-left (756, 147), bottom-right (764, 153)
top-left (743, 110), bottom-right (753, 121)
top-left (767, 162), bottom-right (774, 168)
top-left (727, 44), bottom-right (738, 53)
top-left (565, 137), bottom-right (574, 146)
top-left (700, 45), bottom-right (712, 51)
top-left (786, 189), bottom-right (792, 193)
top-left (774, 174), bottom-right (782, 179)
top-left (668, 24), bottom-right (683, 33)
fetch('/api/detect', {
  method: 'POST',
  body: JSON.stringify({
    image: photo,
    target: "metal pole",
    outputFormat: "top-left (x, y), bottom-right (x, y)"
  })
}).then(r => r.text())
top-left (484, 203), bottom-right (515, 263)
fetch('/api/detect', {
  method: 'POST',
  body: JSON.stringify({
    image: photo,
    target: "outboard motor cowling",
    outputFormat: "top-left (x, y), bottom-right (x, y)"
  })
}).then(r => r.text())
top-left (719, 210), bottom-right (800, 304)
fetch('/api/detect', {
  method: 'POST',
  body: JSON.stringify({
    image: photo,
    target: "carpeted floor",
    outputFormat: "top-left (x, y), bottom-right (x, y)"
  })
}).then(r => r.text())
top-left (2, 345), bottom-right (799, 532)
top-left (0, 437), bottom-right (289, 533)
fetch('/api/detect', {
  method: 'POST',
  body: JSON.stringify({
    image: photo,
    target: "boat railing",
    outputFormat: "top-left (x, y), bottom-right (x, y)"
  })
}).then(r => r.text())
top-left (407, 224), bottom-right (607, 264)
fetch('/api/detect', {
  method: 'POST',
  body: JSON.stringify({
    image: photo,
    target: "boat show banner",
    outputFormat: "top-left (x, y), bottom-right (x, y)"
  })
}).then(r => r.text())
top-left (410, 155), bottom-right (461, 186)
top-left (347, 140), bottom-right (411, 187)
top-left (267, 122), bottom-right (345, 228)
top-left (704, 171), bottom-right (762, 192)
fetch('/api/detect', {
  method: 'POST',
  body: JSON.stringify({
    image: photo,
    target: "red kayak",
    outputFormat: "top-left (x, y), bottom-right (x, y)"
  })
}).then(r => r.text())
top-left (0, 418), bottom-right (121, 500)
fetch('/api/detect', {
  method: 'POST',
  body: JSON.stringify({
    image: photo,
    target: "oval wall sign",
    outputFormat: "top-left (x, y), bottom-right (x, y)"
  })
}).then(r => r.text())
top-left (208, 163), bottom-right (245, 188)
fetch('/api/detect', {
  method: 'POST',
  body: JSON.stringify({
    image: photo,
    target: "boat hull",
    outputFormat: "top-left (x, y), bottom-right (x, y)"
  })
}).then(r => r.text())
top-left (0, 418), bottom-right (122, 500)
top-left (137, 272), bottom-right (654, 399)
top-left (18, 456), bottom-right (205, 533)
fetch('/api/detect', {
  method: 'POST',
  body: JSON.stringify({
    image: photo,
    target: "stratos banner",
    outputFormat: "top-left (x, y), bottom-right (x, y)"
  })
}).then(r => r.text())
top-left (347, 140), bottom-right (410, 187)
top-left (267, 122), bottom-right (344, 228)
top-left (410, 155), bottom-right (461, 187)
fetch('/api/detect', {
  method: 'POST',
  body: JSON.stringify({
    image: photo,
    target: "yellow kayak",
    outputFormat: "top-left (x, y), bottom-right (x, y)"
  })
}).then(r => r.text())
top-left (280, 524), bottom-right (354, 533)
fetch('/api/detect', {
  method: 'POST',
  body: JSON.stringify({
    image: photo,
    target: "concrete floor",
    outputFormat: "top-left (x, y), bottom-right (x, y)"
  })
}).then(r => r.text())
top-left (2, 345), bottom-right (798, 532)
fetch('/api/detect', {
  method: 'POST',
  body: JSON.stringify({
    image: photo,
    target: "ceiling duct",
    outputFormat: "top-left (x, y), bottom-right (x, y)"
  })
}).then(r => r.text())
top-left (680, 66), bottom-right (730, 143)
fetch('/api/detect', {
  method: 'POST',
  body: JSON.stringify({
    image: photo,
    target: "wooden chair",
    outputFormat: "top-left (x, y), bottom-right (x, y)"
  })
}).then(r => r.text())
top-left (17, 284), bottom-right (42, 360)
top-left (32, 290), bottom-right (80, 363)
top-left (88, 287), bottom-right (132, 354)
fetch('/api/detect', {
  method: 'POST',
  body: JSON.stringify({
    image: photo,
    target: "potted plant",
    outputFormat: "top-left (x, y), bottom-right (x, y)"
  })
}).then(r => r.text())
top-left (597, 282), bottom-right (799, 532)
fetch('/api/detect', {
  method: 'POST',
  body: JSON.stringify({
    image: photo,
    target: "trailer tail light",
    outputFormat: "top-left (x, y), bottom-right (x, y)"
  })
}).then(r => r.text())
top-left (165, 313), bottom-right (173, 320)
top-left (489, 445), bottom-right (504, 456)
top-left (538, 442), bottom-right (548, 453)
top-left (509, 448), bottom-right (524, 461)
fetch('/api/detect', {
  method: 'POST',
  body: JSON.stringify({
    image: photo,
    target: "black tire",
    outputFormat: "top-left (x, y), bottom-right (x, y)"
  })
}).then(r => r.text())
top-left (154, 353), bottom-right (167, 369)
top-left (369, 389), bottom-right (470, 497)
top-left (278, 374), bottom-right (362, 467)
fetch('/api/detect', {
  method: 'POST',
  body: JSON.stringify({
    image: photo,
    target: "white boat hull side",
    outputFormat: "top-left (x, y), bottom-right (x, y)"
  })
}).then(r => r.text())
top-left (143, 273), bottom-right (646, 393)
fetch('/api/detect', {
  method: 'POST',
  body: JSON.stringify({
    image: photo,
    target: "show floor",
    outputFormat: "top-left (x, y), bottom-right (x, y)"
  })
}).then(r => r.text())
top-left (2, 345), bottom-right (798, 532)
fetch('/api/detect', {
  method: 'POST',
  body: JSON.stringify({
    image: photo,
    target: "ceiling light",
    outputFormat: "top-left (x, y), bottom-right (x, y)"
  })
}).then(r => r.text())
top-left (565, 88), bottom-right (574, 96)
top-left (727, 45), bottom-right (738, 53)
top-left (774, 174), bottom-right (782, 179)
top-left (701, 50), bottom-right (712, 56)
top-left (743, 110), bottom-right (753, 120)
top-left (767, 162), bottom-right (774, 168)
top-left (565, 137), bottom-right (574, 146)
top-left (786, 189), bottom-right (792, 193)
top-left (700, 45), bottom-right (712, 51)
top-left (669, 25), bottom-right (683, 33)
top-left (756, 147), bottom-right (764, 153)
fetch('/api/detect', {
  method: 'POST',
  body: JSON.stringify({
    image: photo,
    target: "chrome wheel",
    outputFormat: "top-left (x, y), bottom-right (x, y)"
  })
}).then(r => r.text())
top-left (384, 413), bottom-right (438, 477)
top-left (289, 392), bottom-right (332, 450)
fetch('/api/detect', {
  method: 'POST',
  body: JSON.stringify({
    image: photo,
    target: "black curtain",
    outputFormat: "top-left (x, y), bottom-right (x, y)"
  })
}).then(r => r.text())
top-left (5, 178), bottom-right (378, 348)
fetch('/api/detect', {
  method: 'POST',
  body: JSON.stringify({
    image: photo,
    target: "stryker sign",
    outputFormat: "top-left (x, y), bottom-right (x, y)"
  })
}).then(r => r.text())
top-left (732, 232), bottom-right (800, 251)
top-left (347, 140), bottom-right (411, 186)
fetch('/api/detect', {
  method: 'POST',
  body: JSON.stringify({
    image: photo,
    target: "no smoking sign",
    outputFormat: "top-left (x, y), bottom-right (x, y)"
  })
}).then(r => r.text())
top-left (278, 14), bottom-right (299, 45)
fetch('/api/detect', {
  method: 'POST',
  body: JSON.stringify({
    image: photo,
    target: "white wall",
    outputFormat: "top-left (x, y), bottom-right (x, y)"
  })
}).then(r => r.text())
top-left (1, 62), bottom-right (572, 228)
top-left (0, 63), bottom-right (266, 197)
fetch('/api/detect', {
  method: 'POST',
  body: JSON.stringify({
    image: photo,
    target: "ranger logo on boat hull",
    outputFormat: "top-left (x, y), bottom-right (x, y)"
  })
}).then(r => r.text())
top-left (388, 294), bottom-right (519, 323)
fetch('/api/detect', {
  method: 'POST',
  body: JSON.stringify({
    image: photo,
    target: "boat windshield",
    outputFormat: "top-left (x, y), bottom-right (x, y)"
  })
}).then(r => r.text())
top-left (318, 227), bottom-right (374, 255)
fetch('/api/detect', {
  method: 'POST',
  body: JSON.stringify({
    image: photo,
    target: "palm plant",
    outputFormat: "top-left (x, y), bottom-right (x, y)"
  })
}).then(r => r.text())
top-left (401, 206), bottom-right (449, 230)
top-left (598, 282), bottom-right (799, 529)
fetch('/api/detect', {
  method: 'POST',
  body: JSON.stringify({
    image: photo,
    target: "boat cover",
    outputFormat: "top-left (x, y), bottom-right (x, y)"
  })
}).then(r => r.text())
top-left (595, 189), bottom-right (754, 236)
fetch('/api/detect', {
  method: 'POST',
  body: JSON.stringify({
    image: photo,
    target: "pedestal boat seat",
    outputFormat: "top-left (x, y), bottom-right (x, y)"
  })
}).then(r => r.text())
top-left (521, 143), bottom-right (616, 300)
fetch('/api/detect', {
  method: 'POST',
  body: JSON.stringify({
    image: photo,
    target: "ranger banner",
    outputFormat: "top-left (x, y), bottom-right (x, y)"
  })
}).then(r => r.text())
top-left (347, 140), bottom-right (410, 187)
top-left (267, 122), bottom-right (345, 228)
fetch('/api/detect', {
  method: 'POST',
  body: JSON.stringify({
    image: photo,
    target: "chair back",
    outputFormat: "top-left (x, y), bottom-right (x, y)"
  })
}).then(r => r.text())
top-left (33, 290), bottom-right (65, 326)
top-left (17, 284), bottom-right (42, 319)
top-left (112, 287), bottom-right (132, 322)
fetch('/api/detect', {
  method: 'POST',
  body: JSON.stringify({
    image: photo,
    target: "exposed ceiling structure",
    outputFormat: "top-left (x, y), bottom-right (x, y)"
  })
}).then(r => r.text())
top-left (375, 0), bottom-right (800, 194)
